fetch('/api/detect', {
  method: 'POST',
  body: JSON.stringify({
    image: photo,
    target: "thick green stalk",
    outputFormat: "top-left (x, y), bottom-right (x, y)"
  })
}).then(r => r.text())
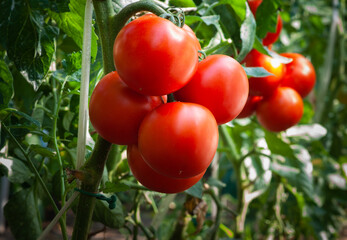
top-left (72, 1), bottom-right (168, 239)
top-left (72, 136), bottom-right (112, 240)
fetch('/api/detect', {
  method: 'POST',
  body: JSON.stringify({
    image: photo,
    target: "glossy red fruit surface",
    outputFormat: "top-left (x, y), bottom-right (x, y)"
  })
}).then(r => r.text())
top-left (89, 71), bottom-right (163, 145)
top-left (280, 53), bottom-right (316, 98)
top-left (174, 55), bottom-right (249, 124)
top-left (138, 102), bottom-right (218, 179)
top-left (113, 14), bottom-right (199, 96)
top-left (256, 87), bottom-right (303, 132)
top-left (243, 49), bottom-right (285, 97)
top-left (127, 145), bottom-right (205, 194)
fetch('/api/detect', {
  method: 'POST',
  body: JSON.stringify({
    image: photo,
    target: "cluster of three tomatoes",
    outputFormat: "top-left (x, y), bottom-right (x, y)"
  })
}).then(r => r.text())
top-left (89, 14), bottom-right (249, 193)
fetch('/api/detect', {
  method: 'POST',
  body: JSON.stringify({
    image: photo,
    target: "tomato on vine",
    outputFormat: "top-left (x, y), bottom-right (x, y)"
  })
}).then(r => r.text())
top-left (174, 55), bottom-right (249, 124)
top-left (256, 87), bottom-right (303, 132)
top-left (127, 145), bottom-right (205, 194)
top-left (89, 71), bottom-right (164, 145)
top-left (280, 53), bottom-right (316, 98)
top-left (113, 14), bottom-right (199, 96)
top-left (236, 95), bottom-right (262, 119)
top-left (138, 102), bottom-right (218, 179)
top-left (248, 0), bottom-right (283, 46)
top-left (243, 49), bottom-right (285, 97)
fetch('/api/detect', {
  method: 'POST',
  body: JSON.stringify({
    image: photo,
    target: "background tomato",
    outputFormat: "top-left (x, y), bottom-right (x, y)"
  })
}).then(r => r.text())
top-left (280, 53), bottom-right (316, 98)
top-left (256, 87), bottom-right (303, 132)
top-left (138, 102), bottom-right (218, 179)
top-left (113, 14), bottom-right (199, 96)
top-left (243, 49), bottom-right (285, 97)
top-left (89, 71), bottom-right (163, 145)
top-left (248, 0), bottom-right (282, 46)
top-left (263, 15), bottom-right (283, 46)
top-left (236, 95), bottom-right (263, 119)
top-left (174, 55), bottom-right (249, 124)
top-left (127, 145), bottom-right (205, 194)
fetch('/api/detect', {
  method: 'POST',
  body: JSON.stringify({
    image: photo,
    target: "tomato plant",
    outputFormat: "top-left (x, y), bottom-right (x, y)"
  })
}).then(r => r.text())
top-left (243, 49), bottom-right (285, 97)
top-left (127, 145), bottom-right (205, 194)
top-left (1, 0), bottom-right (346, 240)
top-left (113, 14), bottom-right (199, 96)
top-left (138, 102), bottom-right (218, 179)
top-left (174, 54), bottom-right (249, 124)
top-left (280, 53), bottom-right (316, 98)
top-left (256, 87), bottom-right (304, 132)
top-left (89, 71), bottom-right (163, 145)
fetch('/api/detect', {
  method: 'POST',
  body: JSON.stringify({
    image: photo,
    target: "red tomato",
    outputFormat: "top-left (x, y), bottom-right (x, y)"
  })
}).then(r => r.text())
top-left (236, 95), bottom-right (263, 119)
top-left (248, 0), bottom-right (282, 46)
top-left (113, 14), bottom-right (199, 96)
top-left (263, 15), bottom-right (283, 46)
top-left (89, 71), bottom-right (163, 145)
top-left (138, 102), bottom-right (218, 179)
top-left (243, 49), bottom-right (285, 97)
top-left (248, 0), bottom-right (262, 15)
top-left (174, 55), bottom-right (249, 124)
top-left (183, 24), bottom-right (201, 51)
top-left (127, 145), bottom-right (205, 193)
top-left (256, 87), bottom-right (303, 132)
top-left (280, 53), bottom-right (316, 98)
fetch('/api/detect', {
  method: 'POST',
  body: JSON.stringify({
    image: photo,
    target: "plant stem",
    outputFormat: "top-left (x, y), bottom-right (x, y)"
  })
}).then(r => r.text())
top-left (72, 136), bottom-right (112, 240)
top-left (2, 123), bottom-right (68, 239)
top-left (51, 77), bottom-right (68, 238)
top-left (314, 0), bottom-right (339, 122)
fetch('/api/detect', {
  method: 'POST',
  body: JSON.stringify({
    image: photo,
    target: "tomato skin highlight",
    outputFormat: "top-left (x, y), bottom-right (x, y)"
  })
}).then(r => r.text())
top-left (113, 14), bottom-right (199, 96)
top-left (280, 53), bottom-right (316, 98)
top-left (243, 49), bottom-right (285, 97)
top-left (127, 145), bottom-right (205, 194)
top-left (236, 95), bottom-right (263, 119)
top-left (138, 102), bottom-right (218, 179)
top-left (89, 71), bottom-right (163, 145)
top-left (256, 87), bottom-right (303, 132)
top-left (174, 55), bottom-right (249, 124)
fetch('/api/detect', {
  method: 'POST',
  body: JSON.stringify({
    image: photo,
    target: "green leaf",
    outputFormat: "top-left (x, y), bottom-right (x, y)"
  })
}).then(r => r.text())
top-left (185, 180), bottom-right (203, 198)
top-left (8, 158), bottom-right (33, 184)
top-left (255, 0), bottom-right (282, 38)
top-left (0, 1), bottom-right (58, 90)
top-left (93, 196), bottom-right (125, 228)
top-left (218, 0), bottom-right (247, 21)
top-left (243, 66), bottom-right (274, 77)
top-left (169, 0), bottom-right (196, 7)
top-left (62, 111), bottom-right (75, 131)
top-left (271, 162), bottom-right (313, 197)
top-left (0, 108), bottom-right (41, 128)
top-left (4, 189), bottom-right (42, 240)
top-left (264, 131), bottom-right (295, 159)
top-left (237, 4), bottom-right (256, 62)
top-left (0, 60), bottom-right (13, 110)
top-left (207, 178), bottom-right (226, 188)
top-left (99, 181), bottom-right (130, 193)
top-left (29, 0), bottom-right (70, 12)
top-left (29, 144), bottom-right (56, 159)
top-left (49, 0), bottom-right (98, 61)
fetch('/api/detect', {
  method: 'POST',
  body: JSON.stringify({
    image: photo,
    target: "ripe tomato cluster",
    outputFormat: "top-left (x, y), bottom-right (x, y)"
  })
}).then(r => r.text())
top-left (89, 14), bottom-right (249, 193)
top-left (238, 1), bottom-right (316, 132)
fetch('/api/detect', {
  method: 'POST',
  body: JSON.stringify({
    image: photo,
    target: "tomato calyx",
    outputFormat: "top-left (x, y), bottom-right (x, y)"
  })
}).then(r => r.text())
top-left (160, 8), bottom-right (185, 27)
